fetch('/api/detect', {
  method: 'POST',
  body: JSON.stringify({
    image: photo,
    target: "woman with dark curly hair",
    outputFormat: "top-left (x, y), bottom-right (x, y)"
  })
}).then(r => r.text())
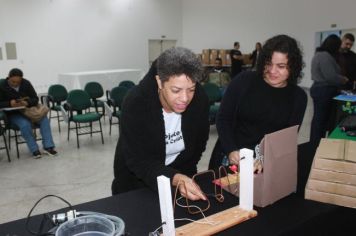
top-left (209, 34), bottom-right (307, 169)
top-left (309, 35), bottom-right (348, 145)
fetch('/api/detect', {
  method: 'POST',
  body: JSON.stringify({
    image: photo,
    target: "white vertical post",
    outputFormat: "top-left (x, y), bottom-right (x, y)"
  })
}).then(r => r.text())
top-left (157, 175), bottom-right (175, 236)
top-left (239, 148), bottom-right (254, 210)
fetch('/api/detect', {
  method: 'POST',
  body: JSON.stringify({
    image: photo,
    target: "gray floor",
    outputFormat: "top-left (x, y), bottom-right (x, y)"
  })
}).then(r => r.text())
top-left (0, 89), bottom-right (312, 224)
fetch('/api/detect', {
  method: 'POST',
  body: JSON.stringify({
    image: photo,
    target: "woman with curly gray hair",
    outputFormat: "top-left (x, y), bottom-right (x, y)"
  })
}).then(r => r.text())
top-left (209, 35), bottom-right (307, 169)
top-left (112, 47), bottom-right (210, 201)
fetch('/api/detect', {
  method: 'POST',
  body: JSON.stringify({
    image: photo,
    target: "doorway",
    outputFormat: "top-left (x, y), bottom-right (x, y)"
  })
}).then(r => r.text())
top-left (148, 39), bottom-right (177, 66)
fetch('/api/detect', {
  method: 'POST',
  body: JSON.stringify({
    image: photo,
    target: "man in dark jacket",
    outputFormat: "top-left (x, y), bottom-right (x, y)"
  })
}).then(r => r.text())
top-left (340, 33), bottom-right (356, 90)
top-left (0, 68), bottom-right (57, 158)
top-left (112, 47), bottom-right (210, 201)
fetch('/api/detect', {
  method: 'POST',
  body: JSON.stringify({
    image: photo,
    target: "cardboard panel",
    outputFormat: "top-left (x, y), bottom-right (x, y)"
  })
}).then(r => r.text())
top-left (316, 139), bottom-right (344, 160)
top-left (307, 179), bottom-right (356, 198)
top-left (305, 189), bottom-right (356, 208)
top-left (345, 140), bottom-right (356, 163)
top-left (314, 158), bottom-right (356, 175)
top-left (310, 169), bottom-right (356, 185)
top-left (218, 126), bottom-right (298, 207)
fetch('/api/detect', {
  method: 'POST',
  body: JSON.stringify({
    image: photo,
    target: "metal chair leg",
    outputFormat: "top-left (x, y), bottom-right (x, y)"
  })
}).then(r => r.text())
top-left (109, 117), bottom-right (112, 135)
top-left (75, 123), bottom-right (80, 148)
top-left (56, 110), bottom-right (61, 132)
top-left (90, 122), bottom-right (93, 137)
top-left (99, 120), bottom-right (104, 144)
top-left (14, 130), bottom-right (20, 159)
top-left (67, 121), bottom-right (70, 141)
top-left (2, 133), bottom-right (10, 162)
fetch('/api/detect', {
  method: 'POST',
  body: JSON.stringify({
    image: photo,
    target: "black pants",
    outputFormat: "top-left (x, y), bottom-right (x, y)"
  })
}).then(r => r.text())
top-left (310, 85), bottom-right (338, 145)
top-left (208, 139), bottom-right (225, 170)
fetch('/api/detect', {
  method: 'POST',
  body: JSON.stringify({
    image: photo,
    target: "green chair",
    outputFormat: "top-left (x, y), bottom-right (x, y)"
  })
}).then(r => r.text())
top-left (118, 80), bottom-right (135, 90)
top-left (0, 78), bottom-right (6, 85)
top-left (46, 84), bottom-right (68, 132)
top-left (1, 111), bottom-right (41, 159)
top-left (66, 89), bottom-right (104, 148)
top-left (107, 86), bottom-right (129, 135)
top-left (84, 82), bottom-right (105, 118)
top-left (0, 111), bottom-right (10, 162)
top-left (203, 83), bottom-right (222, 125)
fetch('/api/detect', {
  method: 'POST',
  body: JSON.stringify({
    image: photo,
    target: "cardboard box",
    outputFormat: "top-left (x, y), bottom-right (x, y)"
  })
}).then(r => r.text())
top-left (305, 139), bottom-right (356, 208)
top-left (209, 49), bottom-right (219, 65)
top-left (218, 50), bottom-right (228, 66)
top-left (202, 49), bottom-right (210, 65)
top-left (220, 126), bottom-right (299, 207)
top-left (242, 54), bottom-right (252, 65)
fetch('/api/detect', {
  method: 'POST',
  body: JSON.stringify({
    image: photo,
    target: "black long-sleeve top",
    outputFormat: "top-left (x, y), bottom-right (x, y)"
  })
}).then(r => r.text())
top-left (217, 71), bottom-right (307, 154)
top-left (0, 78), bottom-right (39, 111)
top-left (112, 64), bottom-right (210, 194)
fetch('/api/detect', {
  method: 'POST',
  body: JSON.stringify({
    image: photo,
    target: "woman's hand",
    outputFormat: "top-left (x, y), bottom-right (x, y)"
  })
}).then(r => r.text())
top-left (342, 76), bottom-right (349, 84)
top-left (172, 173), bottom-right (207, 201)
top-left (10, 99), bottom-right (23, 107)
top-left (228, 150), bottom-right (240, 165)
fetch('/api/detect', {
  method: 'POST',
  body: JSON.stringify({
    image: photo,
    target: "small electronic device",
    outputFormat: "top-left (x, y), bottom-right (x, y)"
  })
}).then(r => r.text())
top-left (346, 130), bottom-right (356, 137)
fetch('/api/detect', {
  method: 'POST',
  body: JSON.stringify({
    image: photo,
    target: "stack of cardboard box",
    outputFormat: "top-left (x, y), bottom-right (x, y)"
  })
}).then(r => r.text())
top-left (305, 139), bottom-right (356, 208)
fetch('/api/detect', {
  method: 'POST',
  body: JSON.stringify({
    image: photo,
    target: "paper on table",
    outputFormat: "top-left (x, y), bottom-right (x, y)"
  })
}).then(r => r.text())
top-left (0, 106), bottom-right (26, 111)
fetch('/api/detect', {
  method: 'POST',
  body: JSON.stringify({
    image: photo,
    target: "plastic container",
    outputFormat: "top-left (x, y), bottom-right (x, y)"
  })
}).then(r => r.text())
top-left (56, 215), bottom-right (116, 236)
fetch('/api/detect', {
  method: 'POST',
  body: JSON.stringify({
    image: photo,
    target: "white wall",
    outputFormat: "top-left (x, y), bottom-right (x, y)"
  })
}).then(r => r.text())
top-left (0, 0), bottom-right (182, 92)
top-left (182, 0), bottom-right (356, 88)
top-left (2, 0), bottom-right (355, 90)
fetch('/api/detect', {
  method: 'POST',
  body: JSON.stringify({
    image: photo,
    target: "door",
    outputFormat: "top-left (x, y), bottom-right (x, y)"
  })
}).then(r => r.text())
top-left (148, 39), bottom-right (177, 66)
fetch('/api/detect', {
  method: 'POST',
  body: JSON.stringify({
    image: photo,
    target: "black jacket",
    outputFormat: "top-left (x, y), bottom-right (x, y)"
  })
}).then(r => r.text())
top-left (0, 78), bottom-right (39, 112)
top-left (112, 64), bottom-right (210, 194)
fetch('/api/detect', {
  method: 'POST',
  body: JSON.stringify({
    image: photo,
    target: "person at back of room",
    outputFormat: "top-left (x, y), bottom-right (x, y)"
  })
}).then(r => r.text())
top-left (339, 33), bottom-right (356, 90)
top-left (209, 35), bottom-right (307, 169)
top-left (207, 57), bottom-right (231, 94)
top-left (112, 47), bottom-right (210, 201)
top-left (250, 42), bottom-right (262, 71)
top-left (0, 68), bottom-right (58, 158)
top-left (230, 41), bottom-right (244, 78)
top-left (310, 34), bottom-right (349, 145)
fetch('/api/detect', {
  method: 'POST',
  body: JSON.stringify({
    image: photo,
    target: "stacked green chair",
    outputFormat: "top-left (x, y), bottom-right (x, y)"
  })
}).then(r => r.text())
top-left (118, 80), bottom-right (135, 90)
top-left (107, 86), bottom-right (129, 135)
top-left (203, 82), bottom-right (222, 125)
top-left (0, 111), bottom-right (10, 162)
top-left (46, 84), bottom-right (68, 132)
top-left (66, 89), bottom-right (104, 148)
top-left (84, 82), bottom-right (105, 118)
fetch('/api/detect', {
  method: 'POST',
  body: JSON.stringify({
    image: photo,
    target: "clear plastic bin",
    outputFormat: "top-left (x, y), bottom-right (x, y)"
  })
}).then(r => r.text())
top-left (56, 215), bottom-right (115, 236)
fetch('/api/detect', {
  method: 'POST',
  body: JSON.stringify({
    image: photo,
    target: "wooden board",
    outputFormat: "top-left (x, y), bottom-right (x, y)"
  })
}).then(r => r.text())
top-left (175, 206), bottom-right (257, 236)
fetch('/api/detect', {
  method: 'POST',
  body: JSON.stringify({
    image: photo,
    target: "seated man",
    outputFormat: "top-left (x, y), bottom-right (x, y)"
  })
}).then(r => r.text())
top-left (112, 47), bottom-right (210, 201)
top-left (207, 58), bottom-right (231, 93)
top-left (0, 68), bottom-right (57, 158)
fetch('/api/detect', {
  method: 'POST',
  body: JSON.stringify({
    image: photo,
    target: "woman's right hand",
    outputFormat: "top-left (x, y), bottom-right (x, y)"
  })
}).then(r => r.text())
top-left (172, 173), bottom-right (207, 201)
top-left (228, 150), bottom-right (240, 165)
top-left (342, 76), bottom-right (349, 84)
